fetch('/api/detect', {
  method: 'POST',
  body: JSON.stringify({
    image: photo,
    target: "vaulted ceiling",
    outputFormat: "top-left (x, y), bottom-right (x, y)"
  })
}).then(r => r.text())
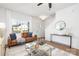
top-left (0, 3), bottom-right (76, 16)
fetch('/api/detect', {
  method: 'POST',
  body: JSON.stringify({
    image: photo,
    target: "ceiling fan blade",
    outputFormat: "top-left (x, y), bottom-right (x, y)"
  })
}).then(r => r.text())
top-left (49, 3), bottom-right (52, 9)
top-left (37, 3), bottom-right (43, 6)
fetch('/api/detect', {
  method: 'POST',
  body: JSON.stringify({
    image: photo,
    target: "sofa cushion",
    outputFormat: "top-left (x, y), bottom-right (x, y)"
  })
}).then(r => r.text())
top-left (10, 33), bottom-right (17, 40)
top-left (28, 32), bottom-right (33, 37)
top-left (21, 32), bottom-right (28, 38)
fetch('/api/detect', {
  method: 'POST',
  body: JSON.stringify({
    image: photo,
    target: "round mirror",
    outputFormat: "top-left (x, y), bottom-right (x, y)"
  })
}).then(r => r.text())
top-left (55, 21), bottom-right (66, 31)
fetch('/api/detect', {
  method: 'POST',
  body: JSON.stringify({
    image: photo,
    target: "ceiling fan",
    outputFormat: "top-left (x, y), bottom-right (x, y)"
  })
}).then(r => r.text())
top-left (37, 3), bottom-right (52, 10)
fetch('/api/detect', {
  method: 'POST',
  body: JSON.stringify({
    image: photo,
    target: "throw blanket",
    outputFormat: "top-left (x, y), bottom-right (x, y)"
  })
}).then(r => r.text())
top-left (17, 38), bottom-right (25, 43)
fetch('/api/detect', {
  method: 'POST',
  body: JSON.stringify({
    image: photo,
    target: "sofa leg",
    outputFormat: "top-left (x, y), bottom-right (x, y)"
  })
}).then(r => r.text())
top-left (8, 46), bottom-right (10, 48)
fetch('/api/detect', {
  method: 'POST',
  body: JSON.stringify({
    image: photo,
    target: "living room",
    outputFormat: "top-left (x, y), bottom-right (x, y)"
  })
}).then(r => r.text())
top-left (0, 3), bottom-right (79, 56)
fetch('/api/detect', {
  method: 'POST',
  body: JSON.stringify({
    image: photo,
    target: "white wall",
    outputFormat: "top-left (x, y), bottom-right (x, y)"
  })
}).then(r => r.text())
top-left (41, 20), bottom-right (45, 37)
top-left (45, 4), bottom-right (79, 49)
top-left (45, 15), bottom-right (55, 40)
top-left (32, 16), bottom-right (44, 37)
top-left (0, 8), bottom-right (6, 23)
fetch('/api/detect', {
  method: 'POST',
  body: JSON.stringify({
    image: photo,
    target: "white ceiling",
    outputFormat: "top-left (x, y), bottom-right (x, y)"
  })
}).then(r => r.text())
top-left (0, 3), bottom-right (76, 16)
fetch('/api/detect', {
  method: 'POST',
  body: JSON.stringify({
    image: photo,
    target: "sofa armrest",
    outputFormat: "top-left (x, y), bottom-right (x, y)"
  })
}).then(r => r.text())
top-left (8, 39), bottom-right (17, 47)
top-left (32, 35), bottom-right (37, 40)
top-left (32, 35), bottom-right (37, 38)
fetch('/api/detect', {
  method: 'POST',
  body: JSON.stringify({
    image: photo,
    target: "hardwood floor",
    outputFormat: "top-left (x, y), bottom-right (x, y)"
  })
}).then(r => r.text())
top-left (45, 40), bottom-right (79, 56)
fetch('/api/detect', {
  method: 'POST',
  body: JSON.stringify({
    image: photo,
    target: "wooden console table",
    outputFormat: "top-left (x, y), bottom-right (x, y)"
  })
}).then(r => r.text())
top-left (50, 34), bottom-right (72, 48)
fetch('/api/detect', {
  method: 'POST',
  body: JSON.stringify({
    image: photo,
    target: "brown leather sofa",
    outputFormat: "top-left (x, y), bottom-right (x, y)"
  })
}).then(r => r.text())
top-left (21, 32), bottom-right (37, 43)
top-left (8, 32), bottom-right (37, 47)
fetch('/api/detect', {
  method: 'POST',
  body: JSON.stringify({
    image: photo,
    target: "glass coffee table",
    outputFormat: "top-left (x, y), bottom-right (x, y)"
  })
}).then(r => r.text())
top-left (25, 42), bottom-right (55, 56)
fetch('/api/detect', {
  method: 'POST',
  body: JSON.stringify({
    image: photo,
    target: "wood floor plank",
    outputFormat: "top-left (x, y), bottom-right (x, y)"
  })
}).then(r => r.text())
top-left (45, 40), bottom-right (79, 56)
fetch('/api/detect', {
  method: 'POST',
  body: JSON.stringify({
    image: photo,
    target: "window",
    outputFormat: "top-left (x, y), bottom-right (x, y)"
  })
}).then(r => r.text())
top-left (12, 23), bottom-right (28, 33)
top-left (11, 16), bottom-right (31, 33)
